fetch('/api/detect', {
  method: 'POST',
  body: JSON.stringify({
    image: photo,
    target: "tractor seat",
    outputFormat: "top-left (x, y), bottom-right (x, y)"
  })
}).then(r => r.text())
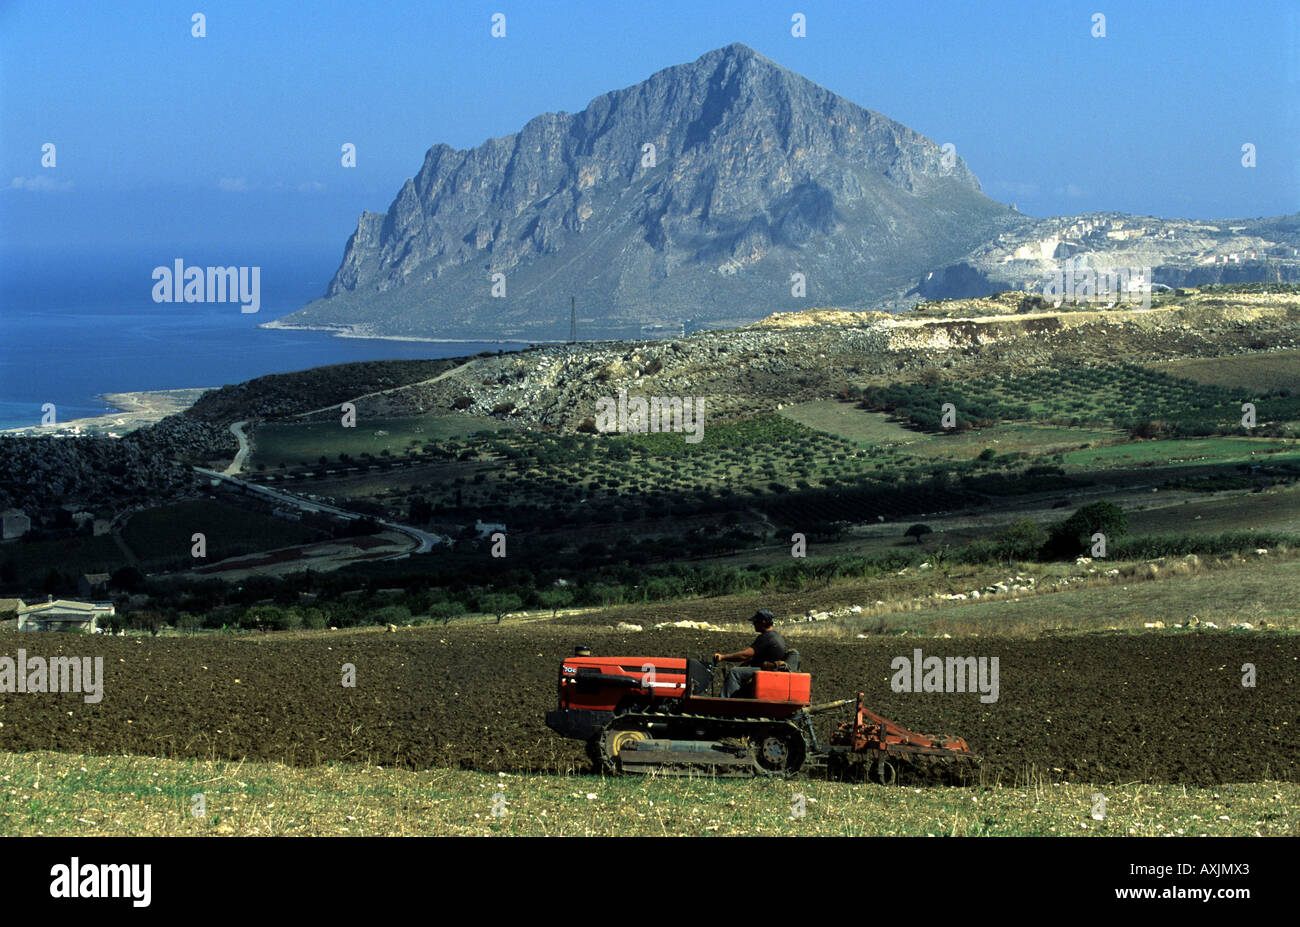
top-left (760, 649), bottom-right (800, 672)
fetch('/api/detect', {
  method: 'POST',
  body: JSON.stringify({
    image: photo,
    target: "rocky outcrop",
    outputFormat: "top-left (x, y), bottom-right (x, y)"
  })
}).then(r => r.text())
top-left (912, 213), bottom-right (1300, 300)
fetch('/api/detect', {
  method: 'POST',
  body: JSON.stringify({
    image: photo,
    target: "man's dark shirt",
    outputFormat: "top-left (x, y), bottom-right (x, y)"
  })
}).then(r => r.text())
top-left (748, 629), bottom-right (787, 666)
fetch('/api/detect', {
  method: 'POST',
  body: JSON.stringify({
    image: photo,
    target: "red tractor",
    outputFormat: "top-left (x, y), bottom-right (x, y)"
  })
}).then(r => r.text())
top-left (545, 646), bottom-right (978, 782)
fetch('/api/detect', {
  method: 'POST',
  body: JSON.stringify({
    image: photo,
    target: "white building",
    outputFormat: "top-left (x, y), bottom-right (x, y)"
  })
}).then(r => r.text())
top-left (17, 598), bottom-right (115, 632)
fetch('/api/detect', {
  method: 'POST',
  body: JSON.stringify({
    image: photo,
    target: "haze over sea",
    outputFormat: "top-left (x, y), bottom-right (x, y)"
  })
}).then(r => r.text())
top-left (0, 244), bottom-right (529, 431)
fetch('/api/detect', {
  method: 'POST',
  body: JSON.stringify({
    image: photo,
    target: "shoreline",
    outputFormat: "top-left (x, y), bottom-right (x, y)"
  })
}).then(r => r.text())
top-left (257, 318), bottom-right (560, 345)
top-left (0, 388), bottom-right (212, 438)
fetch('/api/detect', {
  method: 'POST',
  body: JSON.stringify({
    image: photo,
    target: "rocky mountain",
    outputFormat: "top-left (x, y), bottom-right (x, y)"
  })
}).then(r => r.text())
top-left (272, 44), bottom-right (1300, 341)
top-left (272, 43), bottom-right (1023, 340)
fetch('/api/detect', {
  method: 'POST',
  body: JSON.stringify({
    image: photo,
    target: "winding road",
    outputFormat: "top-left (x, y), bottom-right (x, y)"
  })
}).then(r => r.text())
top-left (195, 466), bottom-right (448, 555)
top-left (224, 421), bottom-right (251, 475)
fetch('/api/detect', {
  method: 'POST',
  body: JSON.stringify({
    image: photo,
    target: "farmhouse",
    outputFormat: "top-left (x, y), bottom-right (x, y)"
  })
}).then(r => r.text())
top-left (17, 598), bottom-right (115, 632)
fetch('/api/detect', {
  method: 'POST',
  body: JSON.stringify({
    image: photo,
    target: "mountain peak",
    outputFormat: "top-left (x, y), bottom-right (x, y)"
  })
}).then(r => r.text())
top-left (283, 46), bottom-right (1016, 340)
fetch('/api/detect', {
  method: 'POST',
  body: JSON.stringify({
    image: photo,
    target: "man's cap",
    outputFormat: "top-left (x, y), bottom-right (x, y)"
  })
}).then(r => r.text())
top-left (751, 609), bottom-right (775, 626)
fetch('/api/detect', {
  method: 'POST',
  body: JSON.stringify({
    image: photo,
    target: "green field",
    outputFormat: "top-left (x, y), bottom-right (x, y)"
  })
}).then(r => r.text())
top-left (778, 401), bottom-right (920, 444)
top-left (1060, 436), bottom-right (1300, 470)
top-left (0, 751), bottom-right (1292, 836)
top-left (779, 401), bottom-right (1118, 460)
top-left (250, 414), bottom-right (509, 470)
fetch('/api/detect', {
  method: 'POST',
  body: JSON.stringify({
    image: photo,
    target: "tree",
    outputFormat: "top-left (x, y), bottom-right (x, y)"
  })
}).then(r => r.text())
top-left (537, 588), bottom-right (573, 617)
top-left (994, 519), bottom-right (1048, 560)
top-left (1048, 502), bottom-right (1128, 557)
top-left (904, 524), bottom-right (933, 545)
top-left (429, 602), bottom-right (467, 626)
top-left (479, 593), bottom-right (523, 625)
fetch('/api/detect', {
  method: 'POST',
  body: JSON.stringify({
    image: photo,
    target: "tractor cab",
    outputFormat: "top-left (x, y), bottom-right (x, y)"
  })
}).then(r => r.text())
top-left (544, 647), bottom-right (813, 745)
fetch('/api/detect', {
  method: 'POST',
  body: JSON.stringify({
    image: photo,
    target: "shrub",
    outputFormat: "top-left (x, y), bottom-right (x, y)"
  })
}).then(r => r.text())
top-left (904, 524), bottom-right (933, 544)
top-left (1047, 501), bottom-right (1128, 557)
top-left (994, 519), bottom-right (1048, 560)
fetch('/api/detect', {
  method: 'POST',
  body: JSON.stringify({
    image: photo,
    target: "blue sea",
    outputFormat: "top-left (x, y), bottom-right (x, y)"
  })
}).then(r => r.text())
top-left (0, 244), bottom-right (531, 430)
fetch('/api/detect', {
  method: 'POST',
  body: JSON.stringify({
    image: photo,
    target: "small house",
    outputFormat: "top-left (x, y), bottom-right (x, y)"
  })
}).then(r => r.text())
top-left (17, 598), bottom-right (115, 632)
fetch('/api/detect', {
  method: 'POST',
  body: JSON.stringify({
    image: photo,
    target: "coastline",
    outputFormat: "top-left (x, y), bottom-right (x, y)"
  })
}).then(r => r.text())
top-left (0, 388), bottom-right (211, 438)
top-left (256, 318), bottom-right (561, 345)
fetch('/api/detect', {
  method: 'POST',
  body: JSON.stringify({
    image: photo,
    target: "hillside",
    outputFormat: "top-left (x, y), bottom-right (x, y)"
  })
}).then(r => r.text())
top-left (280, 287), bottom-right (1300, 431)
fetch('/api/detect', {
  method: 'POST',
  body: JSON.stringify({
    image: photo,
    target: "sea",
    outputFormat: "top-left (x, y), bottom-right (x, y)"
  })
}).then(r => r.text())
top-left (0, 244), bottom-right (532, 430)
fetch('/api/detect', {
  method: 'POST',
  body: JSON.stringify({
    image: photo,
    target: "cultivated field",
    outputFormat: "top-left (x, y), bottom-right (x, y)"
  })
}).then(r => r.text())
top-left (0, 613), bottom-right (1293, 785)
top-left (1147, 350), bottom-right (1300, 392)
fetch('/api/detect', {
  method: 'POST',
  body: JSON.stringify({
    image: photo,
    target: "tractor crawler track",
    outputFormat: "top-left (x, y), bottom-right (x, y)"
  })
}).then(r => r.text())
top-left (594, 708), bottom-right (809, 778)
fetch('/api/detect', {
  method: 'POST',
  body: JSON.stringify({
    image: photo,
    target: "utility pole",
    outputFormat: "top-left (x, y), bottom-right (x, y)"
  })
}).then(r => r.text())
top-left (569, 295), bottom-right (576, 343)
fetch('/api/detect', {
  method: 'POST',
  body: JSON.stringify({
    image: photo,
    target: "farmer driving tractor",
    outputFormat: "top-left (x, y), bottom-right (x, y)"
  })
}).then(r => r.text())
top-left (714, 609), bottom-right (789, 698)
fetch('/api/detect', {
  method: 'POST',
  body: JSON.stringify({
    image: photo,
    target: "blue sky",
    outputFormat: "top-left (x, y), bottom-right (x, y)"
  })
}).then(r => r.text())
top-left (2, 0), bottom-right (1296, 256)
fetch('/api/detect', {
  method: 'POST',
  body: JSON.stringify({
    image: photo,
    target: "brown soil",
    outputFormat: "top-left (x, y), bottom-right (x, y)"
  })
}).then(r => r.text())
top-left (0, 627), bottom-right (1293, 785)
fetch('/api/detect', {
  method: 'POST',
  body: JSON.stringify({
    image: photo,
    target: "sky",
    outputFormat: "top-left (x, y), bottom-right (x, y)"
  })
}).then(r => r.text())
top-left (1, 0), bottom-right (1297, 258)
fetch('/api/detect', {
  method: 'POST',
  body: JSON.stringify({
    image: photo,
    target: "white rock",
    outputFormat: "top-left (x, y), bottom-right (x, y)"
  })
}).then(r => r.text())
top-left (616, 622), bottom-right (643, 632)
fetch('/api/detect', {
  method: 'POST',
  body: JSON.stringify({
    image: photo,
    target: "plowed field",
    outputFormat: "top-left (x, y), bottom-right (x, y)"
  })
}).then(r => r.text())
top-left (0, 628), bottom-right (1293, 785)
